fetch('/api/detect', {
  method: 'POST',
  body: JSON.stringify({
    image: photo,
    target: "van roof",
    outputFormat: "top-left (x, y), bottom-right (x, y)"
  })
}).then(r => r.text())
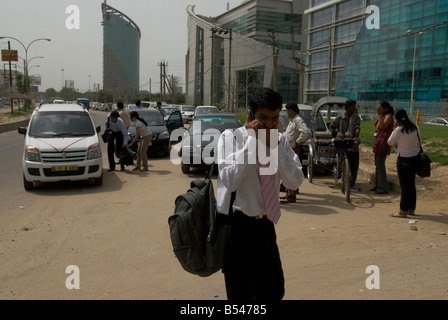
top-left (38, 104), bottom-right (87, 112)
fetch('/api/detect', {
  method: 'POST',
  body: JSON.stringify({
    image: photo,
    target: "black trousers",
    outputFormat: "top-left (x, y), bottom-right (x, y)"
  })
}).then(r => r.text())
top-left (222, 211), bottom-right (285, 300)
top-left (397, 155), bottom-right (419, 212)
top-left (107, 131), bottom-right (123, 170)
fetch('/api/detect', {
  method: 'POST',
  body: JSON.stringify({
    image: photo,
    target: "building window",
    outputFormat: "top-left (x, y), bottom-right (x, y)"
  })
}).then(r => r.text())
top-left (335, 20), bottom-right (362, 43)
top-left (310, 29), bottom-right (329, 48)
top-left (311, 7), bottom-right (333, 28)
top-left (310, 51), bottom-right (329, 69)
top-left (337, 0), bottom-right (364, 20)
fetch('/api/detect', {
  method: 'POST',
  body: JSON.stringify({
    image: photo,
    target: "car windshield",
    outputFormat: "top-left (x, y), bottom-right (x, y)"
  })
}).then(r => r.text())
top-left (189, 116), bottom-right (241, 135)
top-left (28, 111), bottom-right (94, 137)
top-left (182, 106), bottom-right (195, 112)
top-left (196, 107), bottom-right (218, 115)
top-left (163, 108), bottom-right (178, 115)
top-left (135, 113), bottom-right (164, 126)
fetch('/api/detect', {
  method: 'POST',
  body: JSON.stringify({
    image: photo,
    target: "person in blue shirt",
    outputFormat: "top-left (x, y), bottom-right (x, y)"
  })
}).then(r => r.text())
top-left (105, 111), bottom-right (129, 171)
top-left (133, 99), bottom-right (142, 109)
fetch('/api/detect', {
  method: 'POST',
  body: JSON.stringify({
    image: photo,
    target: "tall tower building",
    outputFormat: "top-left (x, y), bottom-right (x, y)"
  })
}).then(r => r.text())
top-left (101, 2), bottom-right (140, 100)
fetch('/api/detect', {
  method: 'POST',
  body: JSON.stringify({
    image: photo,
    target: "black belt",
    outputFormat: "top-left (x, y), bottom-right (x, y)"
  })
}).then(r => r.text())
top-left (234, 210), bottom-right (267, 219)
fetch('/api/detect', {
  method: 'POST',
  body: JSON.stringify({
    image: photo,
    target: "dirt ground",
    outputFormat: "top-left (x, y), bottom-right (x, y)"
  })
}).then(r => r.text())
top-left (1, 109), bottom-right (447, 301)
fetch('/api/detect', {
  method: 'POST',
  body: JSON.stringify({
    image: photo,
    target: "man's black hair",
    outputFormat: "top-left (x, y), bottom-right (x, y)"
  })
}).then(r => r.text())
top-left (345, 99), bottom-right (357, 110)
top-left (248, 87), bottom-right (282, 114)
top-left (285, 103), bottom-right (300, 114)
top-left (117, 102), bottom-right (124, 109)
top-left (110, 110), bottom-right (120, 118)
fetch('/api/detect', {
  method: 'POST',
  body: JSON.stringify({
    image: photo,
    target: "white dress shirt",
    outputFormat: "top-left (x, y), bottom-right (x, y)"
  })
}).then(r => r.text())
top-left (284, 114), bottom-right (309, 148)
top-left (216, 126), bottom-right (304, 217)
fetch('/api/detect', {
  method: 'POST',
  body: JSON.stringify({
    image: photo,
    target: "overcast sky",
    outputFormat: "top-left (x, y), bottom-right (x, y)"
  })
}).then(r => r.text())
top-left (0, 0), bottom-right (244, 93)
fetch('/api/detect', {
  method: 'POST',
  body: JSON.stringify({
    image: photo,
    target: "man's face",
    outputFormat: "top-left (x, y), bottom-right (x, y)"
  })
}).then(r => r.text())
top-left (254, 106), bottom-right (280, 130)
top-left (110, 116), bottom-right (118, 123)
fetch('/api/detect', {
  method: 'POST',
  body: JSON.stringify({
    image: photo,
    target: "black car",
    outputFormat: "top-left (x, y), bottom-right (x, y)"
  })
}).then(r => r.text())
top-left (179, 113), bottom-right (242, 174)
top-left (126, 108), bottom-right (184, 156)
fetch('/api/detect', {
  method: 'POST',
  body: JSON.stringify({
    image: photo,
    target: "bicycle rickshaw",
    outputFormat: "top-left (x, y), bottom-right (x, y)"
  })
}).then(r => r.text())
top-left (307, 96), bottom-right (349, 182)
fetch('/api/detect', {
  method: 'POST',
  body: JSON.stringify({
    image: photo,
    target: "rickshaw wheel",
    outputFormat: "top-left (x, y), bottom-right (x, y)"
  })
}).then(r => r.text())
top-left (307, 152), bottom-right (314, 183)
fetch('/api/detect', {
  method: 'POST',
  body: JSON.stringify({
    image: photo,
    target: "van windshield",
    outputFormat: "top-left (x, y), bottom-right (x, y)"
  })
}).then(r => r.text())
top-left (29, 111), bottom-right (95, 137)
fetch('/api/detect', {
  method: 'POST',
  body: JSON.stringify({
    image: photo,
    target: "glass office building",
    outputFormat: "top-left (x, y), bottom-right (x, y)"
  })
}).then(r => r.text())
top-left (101, 2), bottom-right (140, 99)
top-left (335, 0), bottom-right (448, 104)
top-left (186, 0), bottom-right (308, 109)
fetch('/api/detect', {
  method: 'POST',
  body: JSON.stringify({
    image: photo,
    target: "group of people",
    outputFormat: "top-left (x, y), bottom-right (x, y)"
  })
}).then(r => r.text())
top-left (104, 101), bottom-right (153, 172)
top-left (215, 88), bottom-right (423, 300)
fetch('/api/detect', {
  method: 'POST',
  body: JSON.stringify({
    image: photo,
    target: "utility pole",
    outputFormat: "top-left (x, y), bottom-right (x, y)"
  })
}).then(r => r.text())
top-left (7, 41), bottom-right (13, 113)
top-left (228, 29), bottom-right (232, 112)
top-left (210, 28), bottom-right (215, 105)
top-left (269, 30), bottom-right (278, 91)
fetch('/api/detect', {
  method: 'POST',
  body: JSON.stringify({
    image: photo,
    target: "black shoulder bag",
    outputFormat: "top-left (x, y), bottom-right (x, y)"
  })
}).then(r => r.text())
top-left (416, 131), bottom-right (431, 178)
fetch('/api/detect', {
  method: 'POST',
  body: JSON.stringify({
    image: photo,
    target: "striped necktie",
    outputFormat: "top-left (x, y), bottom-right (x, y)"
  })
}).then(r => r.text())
top-left (258, 144), bottom-right (281, 224)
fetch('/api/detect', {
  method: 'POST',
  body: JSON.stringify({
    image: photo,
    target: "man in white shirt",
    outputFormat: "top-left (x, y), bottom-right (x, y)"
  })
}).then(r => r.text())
top-left (216, 88), bottom-right (304, 300)
top-left (105, 111), bottom-right (129, 171)
top-left (282, 103), bottom-right (309, 203)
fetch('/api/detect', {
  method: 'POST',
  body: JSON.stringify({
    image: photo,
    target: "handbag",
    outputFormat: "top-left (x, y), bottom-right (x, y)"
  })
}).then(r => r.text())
top-left (101, 117), bottom-right (111, 143)
top-left (101, 129), bottom-right (112, 143)
top-left (416, 131), bottom-right (431, 178)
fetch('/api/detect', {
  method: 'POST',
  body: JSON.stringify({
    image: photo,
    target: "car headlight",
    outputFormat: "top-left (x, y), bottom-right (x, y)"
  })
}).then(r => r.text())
top-left (158, 131), bottom-right (169, 139)
top-left (87, 143), bottom-right (101, 159)
top-left (25, 145), bottom-right (41, 162)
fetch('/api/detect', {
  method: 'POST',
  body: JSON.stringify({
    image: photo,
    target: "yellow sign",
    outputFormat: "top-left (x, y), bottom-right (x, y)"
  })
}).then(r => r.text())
top-left (1, 49), bottom-right (18, 62)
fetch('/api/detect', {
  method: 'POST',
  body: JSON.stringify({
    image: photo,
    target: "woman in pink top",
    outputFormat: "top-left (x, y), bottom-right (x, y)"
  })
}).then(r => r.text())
top-left (372, 101), bottom-right (394, 194)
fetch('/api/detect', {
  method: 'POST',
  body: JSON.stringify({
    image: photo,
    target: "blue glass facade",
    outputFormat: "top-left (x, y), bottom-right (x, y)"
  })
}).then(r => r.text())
top-left (102, 3), bottom-right (140, 98)
top-left (335, 0), bottom-right (448, 103)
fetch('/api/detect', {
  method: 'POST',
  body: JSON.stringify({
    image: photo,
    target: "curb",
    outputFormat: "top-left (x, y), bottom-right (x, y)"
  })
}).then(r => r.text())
top-left (0, 118), bottom-right (30, 134)
top-left (358, 164), bottom-right (401, 193)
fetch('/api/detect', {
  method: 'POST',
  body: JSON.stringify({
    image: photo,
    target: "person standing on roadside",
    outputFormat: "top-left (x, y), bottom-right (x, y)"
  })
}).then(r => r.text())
top-left (105, 111), bottom-right (128, 172)
top-left (156, 101), bottom-right (165, 118)
top-left (281, 103), bottom-right (309, 203)
top-left (216, 87), bottom-right (304, 300)
top-left (125, 111), bottom-right (152, 172)
top-left (330, 99), bottom-right (362, 192)
top-left (371, 101), bottom-right (394, 194)
top-left (387, 109), bottom-right (420, 218)
top-left (117, 102), bottom-right (130, 129)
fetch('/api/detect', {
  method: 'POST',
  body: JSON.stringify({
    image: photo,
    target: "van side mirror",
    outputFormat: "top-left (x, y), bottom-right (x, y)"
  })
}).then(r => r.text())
top-left (18, 127), bottom-right (27, 135)
top-left (96, 126), bottom-right (101, 133)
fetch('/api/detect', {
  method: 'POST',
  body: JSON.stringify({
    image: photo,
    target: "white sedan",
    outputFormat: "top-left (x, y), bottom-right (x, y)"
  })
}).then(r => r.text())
top-left (424, 118), bottom-right (448, 126)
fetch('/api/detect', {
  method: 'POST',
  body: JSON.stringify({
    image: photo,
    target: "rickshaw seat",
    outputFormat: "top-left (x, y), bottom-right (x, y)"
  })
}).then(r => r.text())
top-left (315, 131), bottom-right (333, 139)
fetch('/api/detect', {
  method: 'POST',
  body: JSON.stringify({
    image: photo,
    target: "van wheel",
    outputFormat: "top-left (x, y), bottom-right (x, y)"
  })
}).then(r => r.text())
top-left (94, 172), bottom-right (103, 186)
top-left (181, 164), bottom-right (190, 174)
top-left (23, 175), bottom-right (33, 191)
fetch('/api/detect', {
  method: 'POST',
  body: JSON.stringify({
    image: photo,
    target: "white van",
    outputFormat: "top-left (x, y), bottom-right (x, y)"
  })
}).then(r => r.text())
top-left (18, 104), bottom-right (103, 190)
top-left (141, 101), bottom-right (157, 108)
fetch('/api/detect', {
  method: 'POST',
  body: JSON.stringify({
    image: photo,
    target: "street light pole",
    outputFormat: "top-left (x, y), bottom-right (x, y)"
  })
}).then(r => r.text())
top-left (0, 36), bottom-right (50, 106)
top-left (408, 30), bottom-right (424, 116)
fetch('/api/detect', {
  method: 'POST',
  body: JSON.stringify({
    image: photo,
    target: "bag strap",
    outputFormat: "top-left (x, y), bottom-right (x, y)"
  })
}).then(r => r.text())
top-left (416, 130), bottom-right (424, 153)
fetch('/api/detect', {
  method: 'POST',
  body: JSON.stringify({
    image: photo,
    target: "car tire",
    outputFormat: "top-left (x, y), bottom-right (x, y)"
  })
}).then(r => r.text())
top-left (94, 172), bottom-right (103, 186)
top-left (23, 174), bottom-right (33, 191)
top-left (181, 164), bottom-right (190, 174)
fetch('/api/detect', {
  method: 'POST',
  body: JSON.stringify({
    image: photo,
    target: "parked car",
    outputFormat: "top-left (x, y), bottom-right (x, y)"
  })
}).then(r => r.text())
top-left (162, 105), bottom-right (181, 121)
top-left (18, 104), bottom-right (103, 190)
top-left (76, 98), bottom-right (90, 110)
top-left (194, 106), bottom-right (219, 119)
top-left (424, 118), bottom-right (448, 126)
top-left (126, 108), bottom-right (184, 156)
top-left (179, 105), bottom-right (195, 124)
top-left (179, 113), bottom-right (241, 174)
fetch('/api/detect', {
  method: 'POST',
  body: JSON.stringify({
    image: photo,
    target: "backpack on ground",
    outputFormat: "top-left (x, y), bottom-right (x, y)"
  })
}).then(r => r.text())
top-left (168, 163), bottom-right (232, 277)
